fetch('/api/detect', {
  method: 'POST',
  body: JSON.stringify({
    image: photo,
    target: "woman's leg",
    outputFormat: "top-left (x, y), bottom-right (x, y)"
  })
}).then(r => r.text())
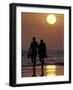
top-left (41, 58), bottom-right (44, 76)
top-left (40, 57), bottom-right (44, 76)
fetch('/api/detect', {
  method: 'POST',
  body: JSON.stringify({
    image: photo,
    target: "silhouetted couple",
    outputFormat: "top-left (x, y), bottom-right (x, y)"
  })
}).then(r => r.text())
top-left (28, 37), bottom-right (47, 77)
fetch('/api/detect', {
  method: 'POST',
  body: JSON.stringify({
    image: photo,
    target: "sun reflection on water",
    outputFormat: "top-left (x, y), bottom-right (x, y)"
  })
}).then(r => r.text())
top-left (46, 65), bottom-right (56, 76)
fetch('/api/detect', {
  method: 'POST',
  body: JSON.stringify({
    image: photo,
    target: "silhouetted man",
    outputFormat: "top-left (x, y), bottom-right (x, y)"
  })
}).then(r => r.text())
top-left (38, 40), bottom-right (47, 76)
top-left (28, 37), bottom-right (38, 76)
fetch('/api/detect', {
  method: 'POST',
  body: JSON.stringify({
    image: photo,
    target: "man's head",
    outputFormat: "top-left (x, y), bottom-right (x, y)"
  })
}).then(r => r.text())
top-left (32, 37), bottom-right (36, 42)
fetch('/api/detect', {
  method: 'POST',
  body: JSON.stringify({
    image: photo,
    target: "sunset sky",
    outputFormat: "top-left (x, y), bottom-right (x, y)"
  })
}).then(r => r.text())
top-left (21, 13), bottom-right (64, 50)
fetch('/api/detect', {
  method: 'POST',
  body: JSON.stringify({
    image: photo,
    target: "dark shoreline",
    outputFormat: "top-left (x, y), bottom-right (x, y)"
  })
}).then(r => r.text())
top-left (22, 63), bottom-right (64, 67)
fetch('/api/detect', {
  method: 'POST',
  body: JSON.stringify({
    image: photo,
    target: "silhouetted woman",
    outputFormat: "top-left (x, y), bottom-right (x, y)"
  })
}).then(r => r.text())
top-left (38, 40), bottom-right (47, 76)
top-left (28, 37), bottom-right (38, 76)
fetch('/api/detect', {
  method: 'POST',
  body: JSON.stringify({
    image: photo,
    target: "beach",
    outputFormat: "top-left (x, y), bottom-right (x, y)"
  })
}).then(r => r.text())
top-left (21, 52), bottom-right (64, 77)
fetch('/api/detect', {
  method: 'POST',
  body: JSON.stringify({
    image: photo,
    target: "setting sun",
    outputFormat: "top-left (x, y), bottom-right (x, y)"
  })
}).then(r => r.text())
top-left (47, 14), bottom-right (56, 25)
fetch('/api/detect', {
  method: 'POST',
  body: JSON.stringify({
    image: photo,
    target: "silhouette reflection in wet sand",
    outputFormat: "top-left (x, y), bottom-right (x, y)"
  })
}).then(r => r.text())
top-left (22, 65), bottom-right (64, 77)
top-left (22, 37), bottom-right (64, 77)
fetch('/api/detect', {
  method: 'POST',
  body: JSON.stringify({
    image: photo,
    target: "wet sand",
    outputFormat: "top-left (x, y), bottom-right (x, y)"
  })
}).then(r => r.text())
top-left (21, 65), bottom-right (64, 77)
top-left (22, 56), bottom-right (64, 77)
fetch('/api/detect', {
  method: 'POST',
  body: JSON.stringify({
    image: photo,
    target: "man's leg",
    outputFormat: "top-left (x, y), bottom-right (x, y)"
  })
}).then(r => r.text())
top-left (31, 57), bottom-right (35, 76)
top-left (33, 57), bottom-right (36, 76)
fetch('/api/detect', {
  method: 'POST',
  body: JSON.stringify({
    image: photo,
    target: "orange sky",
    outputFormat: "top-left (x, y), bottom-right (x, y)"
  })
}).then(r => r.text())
top-left (22, 13), bottom-right (64, 50)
